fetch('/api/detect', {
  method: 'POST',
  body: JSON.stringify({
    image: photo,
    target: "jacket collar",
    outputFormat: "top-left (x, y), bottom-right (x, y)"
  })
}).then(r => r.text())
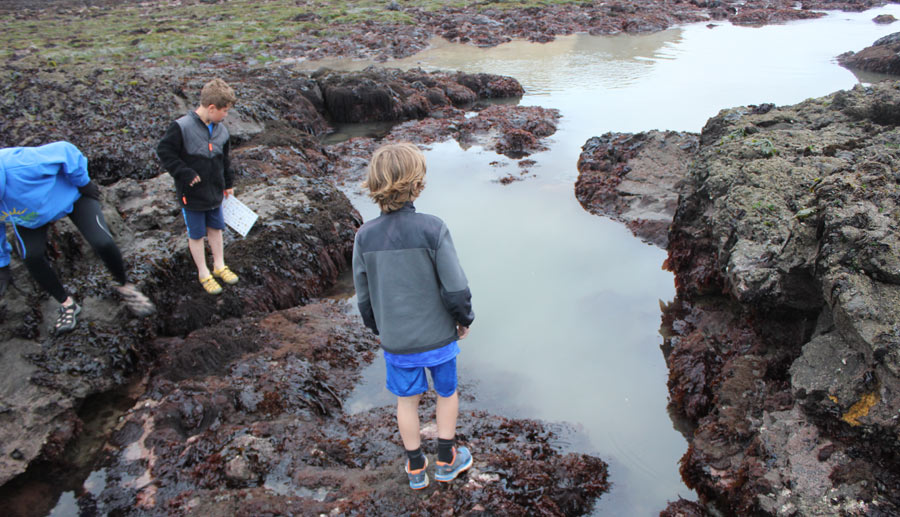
top-left (383, 201), bottom-right (416, 216)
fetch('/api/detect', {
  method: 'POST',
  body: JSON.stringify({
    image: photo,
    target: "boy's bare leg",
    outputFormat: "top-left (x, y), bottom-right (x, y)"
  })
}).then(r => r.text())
top-left (207, 227), bottom-right (226, 271)
top-left (436, 391), bottom-right (459, 440)
top-left (397, 394), bottom-right (422, 450)
top-left (188, 237), bottom-right (210, 278)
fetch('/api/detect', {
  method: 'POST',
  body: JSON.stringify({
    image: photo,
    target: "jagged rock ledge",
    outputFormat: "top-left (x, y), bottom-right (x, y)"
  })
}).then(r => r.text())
top-left (575, 130), bottom-right (698, 247)
top-left (660, 81), bottom-right (900, 514)
top-left (839, 31), bottom-right (900, 76)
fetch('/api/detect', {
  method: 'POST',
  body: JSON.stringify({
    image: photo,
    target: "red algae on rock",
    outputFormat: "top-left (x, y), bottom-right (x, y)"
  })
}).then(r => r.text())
top-left (660, 82), bottom-right (900, 515)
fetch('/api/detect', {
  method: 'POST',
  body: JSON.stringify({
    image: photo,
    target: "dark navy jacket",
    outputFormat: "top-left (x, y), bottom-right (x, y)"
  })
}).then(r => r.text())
top-left (156, 112), bottom-right (233, 211)
top-left (352, 203), bottom-right (474, 355)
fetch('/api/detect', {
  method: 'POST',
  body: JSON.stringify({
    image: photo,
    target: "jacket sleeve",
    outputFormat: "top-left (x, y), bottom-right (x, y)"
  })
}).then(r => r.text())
top-left (156, 121), bottom-right (197, 184)
top-left (223, 137), bottom-right (234, 190)
top-left (352, 233), bottom-right (379, 335)
top-left (53, 141), bottom-right (90, 188)
top-left (435, 224), bottom-right (474, 327)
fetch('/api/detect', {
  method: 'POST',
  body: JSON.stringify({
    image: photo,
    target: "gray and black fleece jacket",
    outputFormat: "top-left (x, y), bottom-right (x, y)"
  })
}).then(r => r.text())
top-left (156, 112), bottom-right (233, 211)
top-left (352, 202), bottom-right (474, 355)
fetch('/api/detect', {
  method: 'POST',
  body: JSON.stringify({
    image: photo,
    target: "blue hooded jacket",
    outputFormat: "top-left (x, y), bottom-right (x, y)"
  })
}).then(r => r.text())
top-left (0, 141), bottom-right (89, 267)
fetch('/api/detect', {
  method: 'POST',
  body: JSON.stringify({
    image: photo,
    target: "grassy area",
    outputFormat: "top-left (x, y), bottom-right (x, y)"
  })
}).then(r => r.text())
top-left (0, 0), bottom-right (586, 68)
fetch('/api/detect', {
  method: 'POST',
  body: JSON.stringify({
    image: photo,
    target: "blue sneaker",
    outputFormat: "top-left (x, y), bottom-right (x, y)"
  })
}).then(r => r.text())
top-left (434, 446), bottom-right (473, 482)
top-left (406, 456), bottom-right (429, 490)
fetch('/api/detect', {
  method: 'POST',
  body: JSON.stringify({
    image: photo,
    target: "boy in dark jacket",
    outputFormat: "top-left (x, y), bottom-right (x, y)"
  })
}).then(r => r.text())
top-left (352, 143), bottom-right (475, 490)
top-left (157, 78), bottom-right (239, 295)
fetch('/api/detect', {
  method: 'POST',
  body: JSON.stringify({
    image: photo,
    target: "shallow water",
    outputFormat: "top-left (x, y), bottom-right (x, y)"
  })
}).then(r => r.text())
top-left (38, 6), bottom-right (900, 516)
top-left (334, 6), bottom-right (900, 515)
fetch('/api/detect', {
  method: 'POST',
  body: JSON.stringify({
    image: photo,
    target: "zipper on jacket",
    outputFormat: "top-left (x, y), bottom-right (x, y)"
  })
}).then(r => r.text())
top-left (1, 199), bottom-right (27, 259)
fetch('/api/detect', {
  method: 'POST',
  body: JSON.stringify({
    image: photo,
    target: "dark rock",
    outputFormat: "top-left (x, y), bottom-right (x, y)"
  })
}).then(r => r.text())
top-left (314, 67), bottom-right (522, 124)
top-left (457, 104), bottom-right (560, 158)
top-left (791, 332), bottom-right (870, 418)
top-left (662, 81), bottom-right (900, 515)
top-left (839, 32), bottom-right (900, 77)
top-left (660, 497), bottom-right (711, 516)
top-left (86, 303), bottom-right (609, 514)
top-left (730, 8), bottom-right (824, 27)
top-left (575, 130), bottom-right (698, 247)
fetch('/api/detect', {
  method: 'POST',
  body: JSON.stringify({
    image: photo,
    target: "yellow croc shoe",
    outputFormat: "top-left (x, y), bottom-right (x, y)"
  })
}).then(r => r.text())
top-left (212, 266), bottom-right (239, 285)
top-left (200, 275), bottom-right (223, 295)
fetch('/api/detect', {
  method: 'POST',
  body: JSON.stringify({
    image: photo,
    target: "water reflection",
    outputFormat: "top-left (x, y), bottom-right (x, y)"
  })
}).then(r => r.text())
top-left (337, 5), bottom-right (900, 515)
top-left (343, 141), bottom-right (681, 515)
top-left (294, 30), bottom-right (683, 94)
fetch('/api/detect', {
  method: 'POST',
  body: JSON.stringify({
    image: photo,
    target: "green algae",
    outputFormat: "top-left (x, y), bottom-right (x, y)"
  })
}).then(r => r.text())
top-left (0, 0), bottom-right (584, 67)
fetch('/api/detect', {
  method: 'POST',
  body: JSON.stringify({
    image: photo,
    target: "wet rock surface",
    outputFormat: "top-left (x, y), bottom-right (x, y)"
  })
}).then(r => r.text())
top-left (0, 50), bottom-right (587, 517)
top-left (67, 303), bottom-right (608, 516)
top-left (313, 67), bottom-right (524, 123)
top-left (660, 82), bottom-right (900, 515)
top-left (575, 130), bottom-right (698, 247)
top-left (0, 65), bottom-right (525, 183)
top-left (839, 31), bottom-right (900, 76)
top-left (328, 103), bottom-right (560, 191)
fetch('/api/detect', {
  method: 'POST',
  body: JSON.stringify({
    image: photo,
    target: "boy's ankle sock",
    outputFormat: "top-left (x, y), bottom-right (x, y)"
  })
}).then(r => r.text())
top-left (437, 438), bottom-right (455, 464)
top-left (406, 447), bottom-right (426, 471)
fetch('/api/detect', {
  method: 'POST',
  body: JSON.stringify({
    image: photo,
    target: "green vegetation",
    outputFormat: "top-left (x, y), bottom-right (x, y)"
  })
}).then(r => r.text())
top-left (752, 200), bottom-right (777, 214)
top-left (750, 138), bottom-right (778, 157)
top-left (0, 0), bottom-right (585, 67)
top-left (718, 127), bottom-right (748, 145)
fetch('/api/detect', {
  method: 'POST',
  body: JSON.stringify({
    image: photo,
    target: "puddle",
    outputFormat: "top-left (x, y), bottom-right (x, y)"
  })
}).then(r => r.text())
top-left (336, 6), bottom-right (900, 514)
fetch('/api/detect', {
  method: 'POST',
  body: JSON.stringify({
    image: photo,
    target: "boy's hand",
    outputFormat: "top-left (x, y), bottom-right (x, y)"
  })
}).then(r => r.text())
top-left (457, 324), bottom-right (470, 340)
top-left (224, 188), bottom-right (234, 198)
top-left (189, 174), bottom-right (201, 186)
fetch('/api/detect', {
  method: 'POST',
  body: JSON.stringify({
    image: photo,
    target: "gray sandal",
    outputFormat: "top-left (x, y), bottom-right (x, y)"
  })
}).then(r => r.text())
top-left (54, 302), bottom-right (82, 335)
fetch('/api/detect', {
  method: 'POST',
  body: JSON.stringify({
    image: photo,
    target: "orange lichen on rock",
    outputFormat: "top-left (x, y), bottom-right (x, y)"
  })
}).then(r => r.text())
top-left (841, 390), bottom-right (880, 427)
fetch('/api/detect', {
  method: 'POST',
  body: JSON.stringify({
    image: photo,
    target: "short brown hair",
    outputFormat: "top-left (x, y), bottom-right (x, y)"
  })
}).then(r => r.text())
top-left (364, 143), bottom-right (427, 213)
top-left (200, 78), bottom-right (237, 109)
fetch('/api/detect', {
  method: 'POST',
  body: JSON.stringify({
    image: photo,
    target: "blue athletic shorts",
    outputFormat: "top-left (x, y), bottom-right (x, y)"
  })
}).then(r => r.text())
top-left (182, 206), bottom-right (225, 239)
top-left (385, 357), bottom-right (458, 398)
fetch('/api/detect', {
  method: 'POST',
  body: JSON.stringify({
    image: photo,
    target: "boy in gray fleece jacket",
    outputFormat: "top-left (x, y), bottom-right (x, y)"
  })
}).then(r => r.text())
top-left (352, 143), bottom-right (475, 490)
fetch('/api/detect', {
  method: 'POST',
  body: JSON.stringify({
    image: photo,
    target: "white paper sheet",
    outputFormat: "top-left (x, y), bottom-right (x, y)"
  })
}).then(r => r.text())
top-left (221, 195), bottom-right (259, 237)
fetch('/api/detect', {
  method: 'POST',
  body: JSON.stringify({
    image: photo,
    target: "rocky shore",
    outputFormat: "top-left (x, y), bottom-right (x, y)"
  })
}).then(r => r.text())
top-left (577, 82), bottom-right (900, 514)
top-left (1, 0), bottom-right (897, 69)
top-left (840, 30), bottom-right (900, 76)
top-left (4, 1), bottom-right (900, 515)
top-left (663, 81), bottom-right (900, 515)
top-left (0, 56), bottom-right (603, 514)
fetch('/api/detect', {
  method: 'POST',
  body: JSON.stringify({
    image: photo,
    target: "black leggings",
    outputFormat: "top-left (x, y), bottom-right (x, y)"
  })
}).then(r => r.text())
top-left (18, 196), bottom-right (127, 303)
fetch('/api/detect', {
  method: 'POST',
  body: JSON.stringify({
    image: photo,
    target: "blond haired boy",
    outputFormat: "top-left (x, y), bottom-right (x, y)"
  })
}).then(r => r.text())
top-left (352, 142), bottom-right (475, 489)
top-left (157, 78), bottom-right (239, 294)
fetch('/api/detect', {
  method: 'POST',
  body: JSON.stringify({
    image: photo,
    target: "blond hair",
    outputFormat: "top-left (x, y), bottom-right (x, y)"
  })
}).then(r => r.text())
top-left (365, 143), bottom-right (427, 213)
top-left (200, 78), bottom-right (237, 109)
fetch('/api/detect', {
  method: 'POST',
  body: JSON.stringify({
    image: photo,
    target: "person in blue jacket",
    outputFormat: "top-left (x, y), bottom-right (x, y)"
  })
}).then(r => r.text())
top-left (0, 141), bottom-right (155, 334)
